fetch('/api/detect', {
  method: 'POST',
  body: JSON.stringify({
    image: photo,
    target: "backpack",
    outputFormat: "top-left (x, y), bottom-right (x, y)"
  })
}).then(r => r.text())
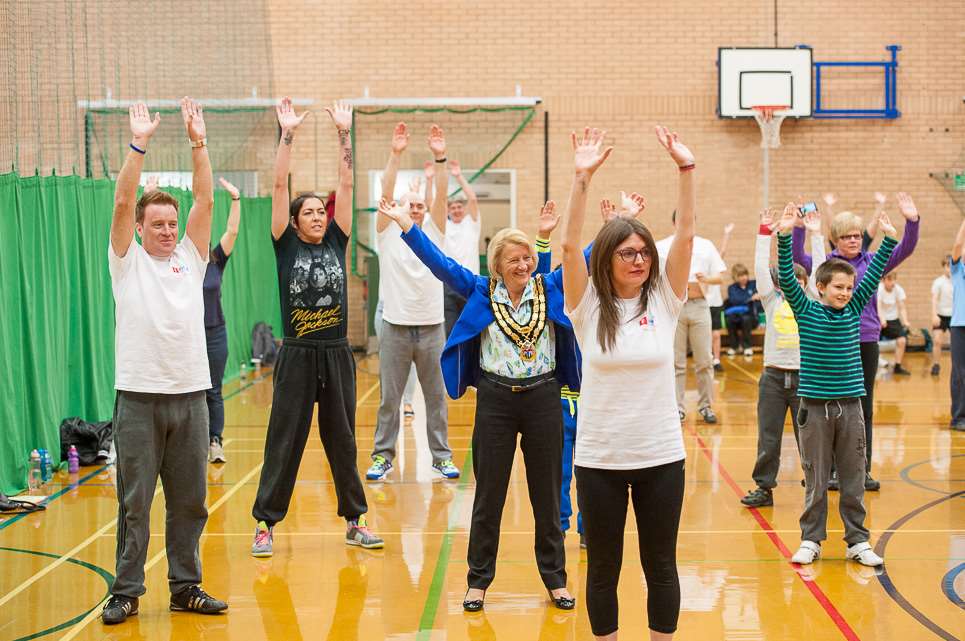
top-left (59, 417), bottom-right (113, 465)
top-left (251, 322), bottom-right (279, 365)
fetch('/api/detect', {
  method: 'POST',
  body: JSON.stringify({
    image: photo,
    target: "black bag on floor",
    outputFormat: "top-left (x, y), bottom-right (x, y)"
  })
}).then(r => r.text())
top-left (59, 417), bottom-right (113, 465)
top-left (251, 321), bottom-right (279, 365)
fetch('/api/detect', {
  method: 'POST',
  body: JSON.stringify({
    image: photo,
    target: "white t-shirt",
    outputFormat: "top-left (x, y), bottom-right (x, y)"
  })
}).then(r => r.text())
top-left (565, 273), bottom-right (687, 470)
top-left (655, 235), bottom-right (726, 302)
top-left (109, 237), bottom-right (211, 394)
top-left (877, 283), bottom-right (906, 321)
top-left (378, 218), bottom-right (445, 325)
top-left (932, 275), bottom-right (954, 316)
top-left (443, 214), bottom-right (481, 275)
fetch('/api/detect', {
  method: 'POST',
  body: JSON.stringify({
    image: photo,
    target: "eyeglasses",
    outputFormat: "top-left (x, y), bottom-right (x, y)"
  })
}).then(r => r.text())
top-left (614, 248), bottom-right (653, 263)
top-left (504, 256), bottom-right (535, 268)
top-left (838, 233), bottom-right (862, 241)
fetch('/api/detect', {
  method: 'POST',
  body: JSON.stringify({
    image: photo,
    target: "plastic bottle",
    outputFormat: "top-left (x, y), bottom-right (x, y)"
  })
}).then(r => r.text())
top-left (28, 449), bottom-right (42, 491)
top-left (39, 448), bottom-right (52, 483)
top-left (68, 445), bottom-right (80, 474)
top-left (240, 361), bottom-right (249, 383)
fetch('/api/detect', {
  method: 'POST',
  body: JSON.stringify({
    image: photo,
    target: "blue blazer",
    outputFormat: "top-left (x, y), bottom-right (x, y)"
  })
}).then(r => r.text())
top-left (400, 225), bottom-right (585, 399)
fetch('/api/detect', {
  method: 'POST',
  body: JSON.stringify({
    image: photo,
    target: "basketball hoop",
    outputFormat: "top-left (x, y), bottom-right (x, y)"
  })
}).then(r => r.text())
top-left (752, 105), bottom-right (789, 149)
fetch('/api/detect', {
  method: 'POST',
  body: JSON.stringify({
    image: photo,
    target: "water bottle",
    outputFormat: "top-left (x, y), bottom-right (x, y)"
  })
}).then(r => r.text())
top-left (68, 445), bottom-right (80, 474)
top-left (28, 449), bottom-right (42, 491)
top-left (240, 361), bottom-right (249, 382)
top-left (39, 448), bottom-right (52, 483)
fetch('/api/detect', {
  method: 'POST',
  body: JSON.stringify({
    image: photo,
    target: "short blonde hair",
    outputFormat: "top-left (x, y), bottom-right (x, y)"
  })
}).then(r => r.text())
top-left (486, 228), bottom-right (536, 280)
top-left (830, 211), bottom-right (863, 242)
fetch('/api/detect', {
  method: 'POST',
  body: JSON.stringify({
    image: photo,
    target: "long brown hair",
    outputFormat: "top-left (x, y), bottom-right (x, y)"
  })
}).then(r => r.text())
top-left (589, 218), bottom-right (659, 352)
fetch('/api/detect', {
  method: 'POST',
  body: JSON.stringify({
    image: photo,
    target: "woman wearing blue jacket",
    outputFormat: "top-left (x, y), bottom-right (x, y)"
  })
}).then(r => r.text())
top-left (376, 196), bottom-right (579, 613)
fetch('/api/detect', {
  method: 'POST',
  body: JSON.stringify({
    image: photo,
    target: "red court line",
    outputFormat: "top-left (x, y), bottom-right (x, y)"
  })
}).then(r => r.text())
top-left (689, 428), bottom-right (862, 641)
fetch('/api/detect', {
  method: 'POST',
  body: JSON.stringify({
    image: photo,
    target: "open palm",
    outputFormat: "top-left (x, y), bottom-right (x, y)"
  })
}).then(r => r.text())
top-left (428, 125), bottom-right (446, 158)
top-left (181, 97), bottom-right (206, 142)
top-left (572, 127), bottom-right (612, 174)
top-left (326, 101), bottom-right (352, 131)
top-left (129, 103), bottom-right (160, 139)
top-left (538, 200), bottom-right (560, 234)
top-left (276, 97), bottom-right (309, 131)
top-left (655, 125), bottom-right (694, 167)
top-left (391, 122), bottom-right (409, 153)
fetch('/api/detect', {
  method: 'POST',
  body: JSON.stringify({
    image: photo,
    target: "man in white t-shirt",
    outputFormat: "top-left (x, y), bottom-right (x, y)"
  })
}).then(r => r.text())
top-left (102, 100), bottom-right (227, 625)
top-left (367, 123), bottom-right (457, 481)
top-left (656, 212), bottom-right (726, 423)
top-left (442, 160), bottom-right (481, 335)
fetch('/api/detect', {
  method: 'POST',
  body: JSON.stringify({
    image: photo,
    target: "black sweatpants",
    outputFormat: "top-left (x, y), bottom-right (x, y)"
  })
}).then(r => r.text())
top-left (577, 459), bottom-right (685, 636)
top-left (467, 375), bottom-right (566, 591)
top-left (205, 324), bottom-right (228, 440)
top-left (726, 313), bottom-right (756, 350)
top-left (859, 341), bottom-right (878, 466)
top-left (252, 337), bottom-right (367, 526)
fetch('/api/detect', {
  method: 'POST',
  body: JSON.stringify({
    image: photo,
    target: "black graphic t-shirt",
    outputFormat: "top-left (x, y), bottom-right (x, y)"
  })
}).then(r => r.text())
top-left (273, 224), bottom-right (348, 340)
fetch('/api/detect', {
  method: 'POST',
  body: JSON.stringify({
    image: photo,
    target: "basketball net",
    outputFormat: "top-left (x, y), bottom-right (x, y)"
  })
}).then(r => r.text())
top-left (752, 105), bottom-right (788, 149)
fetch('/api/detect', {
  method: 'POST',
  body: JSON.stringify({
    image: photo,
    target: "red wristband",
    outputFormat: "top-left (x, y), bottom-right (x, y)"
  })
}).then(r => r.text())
top-left (678, 164), bottom-right (695, 172)
top-left (759, 224), bottom-right (773, 235)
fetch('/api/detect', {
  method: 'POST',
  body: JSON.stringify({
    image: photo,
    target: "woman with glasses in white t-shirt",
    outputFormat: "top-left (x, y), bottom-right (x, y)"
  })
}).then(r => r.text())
top-left (560, 125), bottom-right (695, 641)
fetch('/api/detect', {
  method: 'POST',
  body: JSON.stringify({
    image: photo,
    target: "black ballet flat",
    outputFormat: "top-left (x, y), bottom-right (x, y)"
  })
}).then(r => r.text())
top-left (463, 589), bottom-right (485, 612)
top-left (548, 589), bottom-right (576, 611)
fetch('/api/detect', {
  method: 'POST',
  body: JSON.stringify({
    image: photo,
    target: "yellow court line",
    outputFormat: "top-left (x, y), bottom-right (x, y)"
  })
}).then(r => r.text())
top-left (724, 359), bottom-right (761, 384)
top-left (59, 455), bottom-right (264, 640)
top-left (356, 380), bottom-right (380, 405)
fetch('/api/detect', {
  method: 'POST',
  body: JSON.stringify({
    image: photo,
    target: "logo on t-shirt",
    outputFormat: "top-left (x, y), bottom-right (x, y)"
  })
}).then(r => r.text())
top-left (287, 245), bottom-right (344, 337)
top-left (639, 313), bottom-right (656, 328)
top-left (170, 259), bottom-right (190, 275)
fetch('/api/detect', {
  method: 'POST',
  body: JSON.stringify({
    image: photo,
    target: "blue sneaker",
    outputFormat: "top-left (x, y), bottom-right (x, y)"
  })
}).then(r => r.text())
top-left (432, 459), bottom-right (460, 479)
top-left (366, 455), bottom-right (392, 480)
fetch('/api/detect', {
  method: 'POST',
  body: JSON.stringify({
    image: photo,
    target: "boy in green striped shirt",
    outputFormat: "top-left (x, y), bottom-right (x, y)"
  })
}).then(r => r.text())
top-left (776, 203), bottom-right (898, 567)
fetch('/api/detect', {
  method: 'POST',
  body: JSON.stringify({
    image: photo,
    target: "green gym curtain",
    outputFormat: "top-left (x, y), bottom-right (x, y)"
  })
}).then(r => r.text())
top-left (0, 172), bottom-right (280, 495)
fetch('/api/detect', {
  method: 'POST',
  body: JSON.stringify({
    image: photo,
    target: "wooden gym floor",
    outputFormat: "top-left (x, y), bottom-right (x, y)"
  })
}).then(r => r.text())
top-left (1, 351), bottom-right (962, 641)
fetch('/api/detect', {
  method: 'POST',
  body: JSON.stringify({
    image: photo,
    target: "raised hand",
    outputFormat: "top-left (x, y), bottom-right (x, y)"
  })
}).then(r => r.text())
top-left (538, 200), bottom-right (561, 235)
top-left (571, 127), bottom-right (613, 175)
top-left (143, 175), bottom-right (159, 194)
top-left (654, 125), bottom-right (694, 168)
top-left (427, 124), bottom-right (446, 160)
top-left (895, 192), bottom-right (919, 221)
top-left (878, 210), bottom-right (897, 237)
top-left (723, 222), bottom-right (735, 235)
top-left (621, 191), bottom-right (647, 219)
top-left (129, 102), bottom-right (160, 140)
top-left (377, 196), bottom-right (413, 231)
top-left (391, 122), bottom-right (409, 153)
top-left (874, 191), bottom-right (887, 207)
top-left (448, 159), bottom-right (462, 177)
top-left (600, 198), bottom-right (617, 223)
top-left (777, 202), bottom-right (798, 234)
top-left (325, 101), bottom-right (352, 132)
top-left (803, 209), bottom-right (822, 233)
top-left (180, 97), bottom-right (206, 143)
top-left (218, 177), bottom-right (240, 199)
top-left (822, 192), bottom-right (837, 207)
top-left (760, 208), bottom-right (775, 230)
top-left (276, 97), bottom-right (310, 132)
top-left (423, 160), bottom-right (435, 180)
top-left (407, 175), bottom-right (424, 194)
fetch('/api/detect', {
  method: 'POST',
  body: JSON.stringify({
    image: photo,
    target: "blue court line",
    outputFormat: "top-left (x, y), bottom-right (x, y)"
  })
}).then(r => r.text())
top-left (941, 562), bottom-right (964, 609)
top-left (899, 453), bottom-right (965, 495)
top-left (874, 490), bottom-right (964, 641)
top-left (0, 371), bottom-right (273, 534)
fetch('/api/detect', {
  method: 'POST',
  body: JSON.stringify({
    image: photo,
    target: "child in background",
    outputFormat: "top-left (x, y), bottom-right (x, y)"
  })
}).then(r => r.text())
top-left (931, 256), bottom-right (954, 376)
top-left (725, 263), bottom-right (759, 356)
top-left (741, 208), bottom-right (827, 508)
top-left (877, 272), bottom-right (911, 375)
top-left (776, 203), bottom-right (898, 567)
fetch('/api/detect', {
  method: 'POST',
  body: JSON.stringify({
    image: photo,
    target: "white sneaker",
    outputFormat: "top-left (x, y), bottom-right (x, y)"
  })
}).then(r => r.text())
top-left (791, 541), bottom-right (821, 564)
top-left (208, 439), bottom-right (227, 464)
top-left (726, 348), bottom-right (736, 357)
top-left (743, 348), bottom-right (754, 356)
top-left (846, 541), bottom-right (883, 567)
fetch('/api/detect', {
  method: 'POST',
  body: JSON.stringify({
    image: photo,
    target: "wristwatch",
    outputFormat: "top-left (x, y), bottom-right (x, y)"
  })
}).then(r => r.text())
top-left (190, 138), bottom-right (207, 149)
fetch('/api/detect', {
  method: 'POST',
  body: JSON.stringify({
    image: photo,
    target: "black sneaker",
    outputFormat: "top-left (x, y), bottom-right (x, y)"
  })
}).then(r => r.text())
top-left (931, 364), bottom-right (940, 376)
top-left (102, 595), bottom-right (138, 625)
top-left (828, 471), bottom-right (839, 491)
top-left (170, 585), bottom-right (228, 614)
top-left (698, 407), bottom-right (718, 424)
top-left (893, 364), bottom-right (911, 376)
top-left (864, 473), bottom-right (881, 492)
top-left (740, 487), bottom-right (773, 507)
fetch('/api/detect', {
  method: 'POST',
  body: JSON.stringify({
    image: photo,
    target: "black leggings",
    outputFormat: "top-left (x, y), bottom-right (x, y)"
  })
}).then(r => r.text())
top-left (859, 341), bottom-right (878, 465)
top-left (576, 459), bottom-right (685, 636)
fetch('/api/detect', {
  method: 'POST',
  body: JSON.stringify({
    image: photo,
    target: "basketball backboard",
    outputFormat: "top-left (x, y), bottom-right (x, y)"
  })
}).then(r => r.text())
top-left (718, 47), bottom-right (813, 118)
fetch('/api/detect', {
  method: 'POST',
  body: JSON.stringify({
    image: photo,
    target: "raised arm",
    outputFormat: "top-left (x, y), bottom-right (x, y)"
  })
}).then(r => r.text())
top-left (423, 161), bottom-right (435, 213)
top-left (111, 103), bottom-right (160, 257)
top-left (719, 222), bottom-right (735, 260)
top-left (272, 98), bottom-right (310, 240)
top-left (776, 204), bottom-right (810, 315)
top-left (560, 127), bottom-right (613, 310)
top-left (327, 101), bottom-right (354, 236)
top-left (803, 209), bottom-right (827, 295)
top-left (376, 122), bottom-right (409, 234)
top-left (449, 160), bottom-right (480, 221)
top-left (535, 200), bottom-right (560, 274)
top-left (791, 223), bottom-right (813, 274)
top-left (182, 98), bottom-right (214, 260)
top-left (658, 126), bottom-right (696, 300)
top-left (755, 209), bottom-right (775, 297)
top-left (881, 192), bottom-right (921, 272)
top-left (850, 212), bottom-right (898, 312)
top-left (863, 191), bottom-right (885, 251)
top-left (218, 177), bottom-right (242, 256)
top-left (427, 125), bottom-right (449, 235)
top-left (953, 217), bottom-right (965, 263)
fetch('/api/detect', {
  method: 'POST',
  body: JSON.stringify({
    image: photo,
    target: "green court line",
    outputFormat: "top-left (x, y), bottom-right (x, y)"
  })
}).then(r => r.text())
top-left (416, 446), bottom-right (474, 638)
top-left (0, 546), bottom-right (113, 641)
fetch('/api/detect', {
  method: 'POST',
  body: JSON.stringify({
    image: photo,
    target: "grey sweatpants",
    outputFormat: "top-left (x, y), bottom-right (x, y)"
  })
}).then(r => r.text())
top-left (797, 397), bottom-right (869, 546)
top-left (752, 367), bottom-right (802, 489)
top-left (373, 321), bottom-right (451, 464)
top-left (112, 390), bottom-right (208, 598)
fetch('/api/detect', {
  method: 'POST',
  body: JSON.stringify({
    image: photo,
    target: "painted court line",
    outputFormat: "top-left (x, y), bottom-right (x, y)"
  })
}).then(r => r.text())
top-left (688, 427), bottom-right (862, 641)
